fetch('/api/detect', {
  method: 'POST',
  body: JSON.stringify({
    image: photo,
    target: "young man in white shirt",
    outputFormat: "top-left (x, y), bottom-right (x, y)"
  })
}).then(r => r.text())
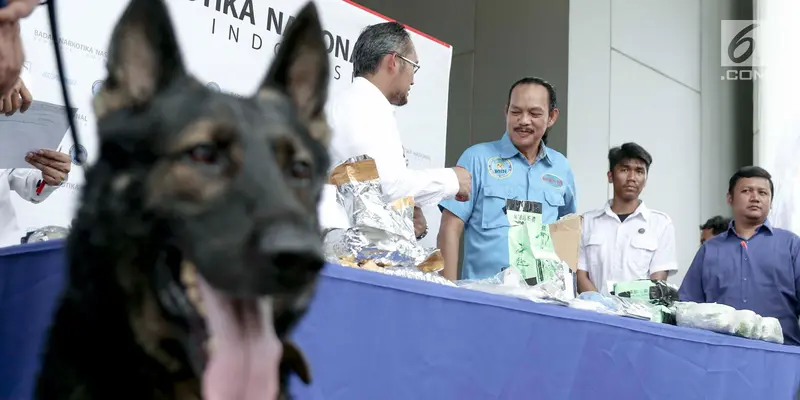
top-left (577, 142), bottom-right (678, 294)
top-left (320, 22), bottom-right (471, 233)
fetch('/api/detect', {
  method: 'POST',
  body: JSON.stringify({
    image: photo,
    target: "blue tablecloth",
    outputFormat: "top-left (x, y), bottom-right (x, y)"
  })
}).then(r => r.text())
top-left (2, 241), bottom-right (800, 400)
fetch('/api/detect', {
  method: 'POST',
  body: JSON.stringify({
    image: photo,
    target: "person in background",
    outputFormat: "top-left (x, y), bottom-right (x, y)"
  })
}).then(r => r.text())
top-left (679, 166), bottom-right (800, 345)
top-left (320, 21), bottom-right (471, 234)
top-left (437, 77), bottom-right (576, 281)
top-left (576, 143), bottom-right (677, 294)
top-left (0, 78), bottom-right (71, 246)
top-left (699, 215), bottom-right (730, 245)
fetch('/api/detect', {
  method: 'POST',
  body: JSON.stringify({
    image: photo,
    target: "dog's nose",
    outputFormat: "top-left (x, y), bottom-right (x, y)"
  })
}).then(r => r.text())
top-left (259, 224), bottom-right (325, 272)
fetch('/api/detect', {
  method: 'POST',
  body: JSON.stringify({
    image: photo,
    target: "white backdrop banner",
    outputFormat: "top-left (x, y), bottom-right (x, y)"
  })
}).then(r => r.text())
top-left (754, 0), bottom-right (800, 233)
top-left (12, 0), bottom-right (452, 248)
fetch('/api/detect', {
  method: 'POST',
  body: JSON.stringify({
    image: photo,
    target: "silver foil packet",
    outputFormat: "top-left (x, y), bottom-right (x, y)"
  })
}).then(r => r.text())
top-left (324, 155), bottom-right (431, 268)
top-left (374, 266), bottom-right (456, 287)
top-left (26, 225), bottom-right (69, 243)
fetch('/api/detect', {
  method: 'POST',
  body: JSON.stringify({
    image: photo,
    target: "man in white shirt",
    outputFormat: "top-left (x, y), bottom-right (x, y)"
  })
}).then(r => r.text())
top-left (321, 21), bottom-right (471, 232)
top-left (577, 142), bottom-right (677, 294)
top-left (0, 78), bottom-right (71, 246)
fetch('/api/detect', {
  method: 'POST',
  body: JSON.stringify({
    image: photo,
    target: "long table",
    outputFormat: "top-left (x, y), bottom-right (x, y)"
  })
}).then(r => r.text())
top-left (2, 241), bottom-right (800, 399)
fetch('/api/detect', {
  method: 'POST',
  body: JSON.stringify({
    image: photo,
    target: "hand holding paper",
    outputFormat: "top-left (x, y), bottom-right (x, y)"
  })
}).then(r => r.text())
top-left (25, 149), bottom-right (71, 185)
top-left (0, 100), bottom-right (75, 169)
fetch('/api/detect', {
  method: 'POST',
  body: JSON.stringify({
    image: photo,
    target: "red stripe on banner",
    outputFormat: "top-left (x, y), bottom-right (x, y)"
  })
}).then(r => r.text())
top-left (341, 0), bottom-right (451, 48)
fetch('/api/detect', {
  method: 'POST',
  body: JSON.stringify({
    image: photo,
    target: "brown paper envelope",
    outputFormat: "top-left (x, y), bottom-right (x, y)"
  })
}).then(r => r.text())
top-left (549, 214), bottom-right (583, 272)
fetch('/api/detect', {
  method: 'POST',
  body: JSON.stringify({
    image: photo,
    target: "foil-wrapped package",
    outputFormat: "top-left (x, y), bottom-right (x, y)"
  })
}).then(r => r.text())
top-left (373, 266), bottom-right (456, 287)
top-left (25, 226), bottom-right (69, 243)
top-left (323, 155), bottom-right (438, 271)
top-left (338, 259), bottom-right (454, 287)
top-left (329, 155), bottom-right (415, 241)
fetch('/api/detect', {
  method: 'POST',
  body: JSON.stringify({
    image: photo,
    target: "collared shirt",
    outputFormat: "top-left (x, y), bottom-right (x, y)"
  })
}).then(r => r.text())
top-left (0, 168), bottom-right (61, 247)
top-left (578, 201), bottom-right (678, 294)
top-left (318, 77), bottom-right (459, 230)
top-left (439, 133), bottom-right (577, 280)
top-left (679, 221), bottom-right (800, 345)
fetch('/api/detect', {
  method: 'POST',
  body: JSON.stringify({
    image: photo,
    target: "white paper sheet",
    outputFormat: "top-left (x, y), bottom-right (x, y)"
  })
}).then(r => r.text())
top-left (0, 100), bottom-right (74, 169)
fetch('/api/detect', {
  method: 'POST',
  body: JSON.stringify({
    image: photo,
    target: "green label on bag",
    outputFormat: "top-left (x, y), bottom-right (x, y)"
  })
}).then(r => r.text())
top-left (507, 208), bottom-right (540, 280)
top-left (505, 199), bottom-right (562, 283)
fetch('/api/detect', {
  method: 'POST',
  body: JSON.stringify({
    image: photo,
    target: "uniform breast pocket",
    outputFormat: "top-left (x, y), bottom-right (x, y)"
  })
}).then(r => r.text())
top-left (700, 247), bottom-right (732, 294)
top-left (542, 190), bottom-right (565, 221)
top-left (543, 190), bottom-right (565, 208)
top-left (481, 186), bottom-right (512, 229)
top-left (585, 234), bottom-right (605, 267)
top-left (763, 248), bottom-right (795, 295)
top-left (628, 235), bottom-right (658, 271)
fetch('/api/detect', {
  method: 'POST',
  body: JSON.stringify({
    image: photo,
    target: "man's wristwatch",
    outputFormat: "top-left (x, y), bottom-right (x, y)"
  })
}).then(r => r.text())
top-left (416, 225), bottom-right (428, 240)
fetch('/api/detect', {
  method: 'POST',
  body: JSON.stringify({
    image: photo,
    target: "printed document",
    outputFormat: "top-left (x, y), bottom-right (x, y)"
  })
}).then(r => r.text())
top-left (0, 101), bottom-right (74, 169)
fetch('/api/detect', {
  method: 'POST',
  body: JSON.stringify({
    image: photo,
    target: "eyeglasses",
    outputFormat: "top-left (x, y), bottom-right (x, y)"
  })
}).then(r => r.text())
top-left (395, 53), bottom-right (420, 74)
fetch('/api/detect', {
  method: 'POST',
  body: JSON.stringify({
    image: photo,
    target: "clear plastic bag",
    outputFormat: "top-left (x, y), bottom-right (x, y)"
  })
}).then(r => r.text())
top-left (674, 302), bottom-right (783, 344)
top-left (569, 291), bottom-right (656, 320)
top-left (456, 267), bottom-right (571, 305)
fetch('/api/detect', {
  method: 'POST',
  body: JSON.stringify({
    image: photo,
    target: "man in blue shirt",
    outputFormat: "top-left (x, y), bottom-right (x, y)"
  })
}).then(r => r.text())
top-left (679, 166), bottom-right (800, 345)
top-left (437, 77), bottom-right (577, 280)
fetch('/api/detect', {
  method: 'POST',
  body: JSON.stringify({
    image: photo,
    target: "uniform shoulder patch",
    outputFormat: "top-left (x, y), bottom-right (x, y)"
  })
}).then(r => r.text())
top-left (582, 208), bottom-right (605, 219)
top-left (487, 156), bottom-right (513, 179)
top-left (649, 209), bottom-right (673, 223)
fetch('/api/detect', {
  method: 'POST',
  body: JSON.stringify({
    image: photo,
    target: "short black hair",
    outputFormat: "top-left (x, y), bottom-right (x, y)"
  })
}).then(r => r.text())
top-left (352, 22), bottom-right (412, 78)
top-left (700, 215), bottom-right (730, 235)
top-left (506, 77), bottom-right (557, 145)
top-left (607, 142), bottom-right (653, 171)
top-left (727, 166), bottom-right (774, 199)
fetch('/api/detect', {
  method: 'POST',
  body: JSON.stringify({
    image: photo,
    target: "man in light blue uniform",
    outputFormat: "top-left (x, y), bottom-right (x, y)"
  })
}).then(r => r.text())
top-left (438, 77), bottom-right (577, 280)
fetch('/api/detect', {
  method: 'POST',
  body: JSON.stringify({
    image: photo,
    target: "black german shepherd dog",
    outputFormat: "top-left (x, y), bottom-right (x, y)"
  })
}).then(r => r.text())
top-left (34, 0), bottom-right (329, 398)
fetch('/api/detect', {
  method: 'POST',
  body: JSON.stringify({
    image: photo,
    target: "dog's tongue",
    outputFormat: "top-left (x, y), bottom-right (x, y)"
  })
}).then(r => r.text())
top-left (197, 277), bottom-right (282, 400)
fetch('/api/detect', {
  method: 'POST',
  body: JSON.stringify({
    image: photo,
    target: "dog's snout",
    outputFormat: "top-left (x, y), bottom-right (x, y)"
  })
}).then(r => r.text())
top-left (260, 224), bottom-right (324, 271)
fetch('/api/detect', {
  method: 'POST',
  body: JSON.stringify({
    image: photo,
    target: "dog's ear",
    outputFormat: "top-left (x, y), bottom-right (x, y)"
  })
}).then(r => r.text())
top-left (94, 0), bottom-right (184, 120)
top-left (280, 340), bottom-right (312, 384)
top-left (259, 2), bottom-right (330, 145)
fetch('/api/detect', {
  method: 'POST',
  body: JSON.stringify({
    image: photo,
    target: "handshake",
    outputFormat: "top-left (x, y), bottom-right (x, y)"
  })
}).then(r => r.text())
top-left (452, 166), bottom-right (472, 202)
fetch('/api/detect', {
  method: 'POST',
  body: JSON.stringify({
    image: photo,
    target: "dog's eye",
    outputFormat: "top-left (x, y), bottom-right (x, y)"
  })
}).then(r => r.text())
top-left (187, 143), bottom-right (219, 164)
top-left (290, 160), bottom-right (312, 180)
